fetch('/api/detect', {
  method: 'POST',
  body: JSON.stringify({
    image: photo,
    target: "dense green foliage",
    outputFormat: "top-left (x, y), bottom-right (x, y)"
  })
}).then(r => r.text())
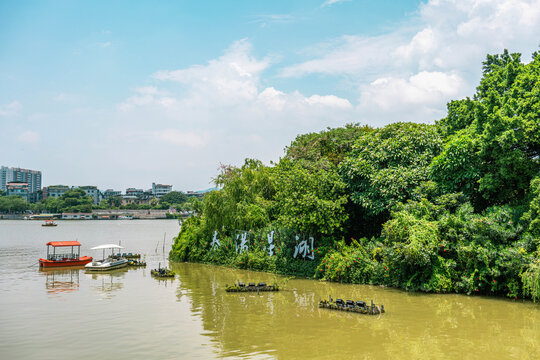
top-left (171, 50), bottom-right (540, 301)
top-left (33, 189), bottom-right (94, 213)
top-left (432, 50), bottom-right (540, 209)
top-left (0, 195), bottom-right (31, 213)
top-left (341, 122), bottom-right (444, 236)
top-left (159, 191), bottom-right (188, 206)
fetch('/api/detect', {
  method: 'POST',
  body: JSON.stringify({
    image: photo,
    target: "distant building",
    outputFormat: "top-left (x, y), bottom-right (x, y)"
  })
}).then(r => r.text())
top-left (152, 183), bottom-right (172, 198)
top-left (43, 185), bottom-right (70, 200)
top-left (28, 190), bottom-right (43, 203)
top-left (6, 182), bottom-right (29, 201)
top-left (0, 166), bottom-right (42, 193)
top-left (77, 186), bottom-right (101, 205)
top-left (103, 189), bottom-right (121, 199)
top-left (126, 188), bottom-right (144, 197)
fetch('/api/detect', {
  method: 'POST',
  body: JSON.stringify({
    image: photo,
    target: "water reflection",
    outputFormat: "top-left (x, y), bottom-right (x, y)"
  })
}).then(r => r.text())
top-left (40, 268), bottom-right (80, 296)
top-left (170, 262), bottom-right (540, 360)
top-left (86, 269), bottom-right (127, 299)
top-left (154, 277), bottom-right (175, 288)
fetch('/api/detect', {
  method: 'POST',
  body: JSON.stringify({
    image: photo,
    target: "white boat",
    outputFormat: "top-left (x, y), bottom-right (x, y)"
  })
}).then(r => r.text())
top-left (85, 244), bottom-right (129, 271)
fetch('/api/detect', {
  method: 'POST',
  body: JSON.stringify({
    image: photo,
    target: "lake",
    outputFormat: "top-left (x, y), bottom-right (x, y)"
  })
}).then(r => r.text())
top-left (0, 220), bottom-right (538, 359)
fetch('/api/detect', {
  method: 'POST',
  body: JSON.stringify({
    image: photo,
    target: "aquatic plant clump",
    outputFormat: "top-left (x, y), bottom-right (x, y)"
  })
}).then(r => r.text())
top-left (318, 297), bottom-right (384, 315)
top-left (225, 282), bottom-right (279, 292)
top-left (151, 268), bottom-right (175, 278)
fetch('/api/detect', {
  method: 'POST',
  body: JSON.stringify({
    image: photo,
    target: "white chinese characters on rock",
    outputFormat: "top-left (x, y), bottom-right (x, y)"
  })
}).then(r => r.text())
top-left (211, 230), bottom-right (221, 249)
top-left (293, 235), bottom-right (315, 260)
top-left (265, 231), bottom-right (275, 256)
top-left (235, 231), bottom-right (249, 254)
top-left (209, 230), bottom-right (315, 260)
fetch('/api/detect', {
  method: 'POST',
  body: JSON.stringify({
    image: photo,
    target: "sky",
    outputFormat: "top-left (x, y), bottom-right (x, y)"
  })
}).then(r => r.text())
top-left (1, 0), bottom-right (539, 192)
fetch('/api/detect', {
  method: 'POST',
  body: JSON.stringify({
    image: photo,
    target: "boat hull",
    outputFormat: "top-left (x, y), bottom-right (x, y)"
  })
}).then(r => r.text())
top-left (39, 256), bottom-right (93, 268)
top-left (85, 259), bottom-right (129, 271)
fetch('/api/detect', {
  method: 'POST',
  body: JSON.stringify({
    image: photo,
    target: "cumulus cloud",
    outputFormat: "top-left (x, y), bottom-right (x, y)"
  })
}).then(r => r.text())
top-left (360, 72), bottom-right (465, 109)
top-left (286, 0), bottom-right (540, 77)
top-left (16, 130), bottom-right (40, 144)
top-left (153, 39), bottom-right (270, 107)
top-left (0, 101), bottom-right (22, 117)
top-left (118, 86), bottom-right (177, 111)
top-left (306, 94), bottom-right (353, 108)
top-left (117, 40), bottom-right (356, 179)
top-left (281, 0), bottom-right (540, 122)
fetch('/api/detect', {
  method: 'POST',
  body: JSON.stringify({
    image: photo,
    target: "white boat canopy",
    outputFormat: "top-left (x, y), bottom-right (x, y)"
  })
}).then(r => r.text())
top-left (91, 244), bottom-right (124, 250)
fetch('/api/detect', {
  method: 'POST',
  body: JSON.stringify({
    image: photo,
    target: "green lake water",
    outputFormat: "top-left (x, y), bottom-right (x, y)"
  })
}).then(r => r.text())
top-left (0, 220), bottom-right (538, 359)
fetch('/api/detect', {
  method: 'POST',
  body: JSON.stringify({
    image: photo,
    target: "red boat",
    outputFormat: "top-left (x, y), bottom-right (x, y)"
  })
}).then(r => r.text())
top-left (39, 241), bottom-right (93, 268)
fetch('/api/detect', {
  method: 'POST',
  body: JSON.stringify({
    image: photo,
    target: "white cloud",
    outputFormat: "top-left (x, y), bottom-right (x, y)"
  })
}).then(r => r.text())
top-left (115, 40), bottom-right (356, 182)
top-left (280, 0), bottom-right (540, 123)
top-left (279, 34), bottom-right (405, 77)
top-left (97, 41), bottom-right (111, 48)
top-left (250, 14), bottom-right (295, 27)
top-left (0, 101), bottom-right (22, 116)
top-left (286, 0), bottom-right (540, 78)
top-left (153, 39), bottom-right (270, 107)
top-left (154, 129), bottom-right (210, 148)
top-left (16, 131), bottom-right (40, 144)
top-left (321, 0), bottom-right (351, 7)
top-left (118, 86), bottom-right (177, 111)
top-left (135, 86), bottom-right (159, 95)
top-left (306, 94), bottom-right (353, 109)
top-left (360, 71), bottom-right (464, 109)
top-left (357, 71), bottom-right (465, 125)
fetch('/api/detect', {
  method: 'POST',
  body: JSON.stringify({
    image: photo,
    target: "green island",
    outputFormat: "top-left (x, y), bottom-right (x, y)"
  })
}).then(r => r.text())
top-left (170, 50), bottom-right (540, 302)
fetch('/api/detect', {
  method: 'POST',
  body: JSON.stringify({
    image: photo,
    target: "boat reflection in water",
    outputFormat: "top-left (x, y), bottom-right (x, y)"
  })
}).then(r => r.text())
top-left (40, 267), bottom-right (81, 296)
top-left (86, 268), bottom-right (127, 299)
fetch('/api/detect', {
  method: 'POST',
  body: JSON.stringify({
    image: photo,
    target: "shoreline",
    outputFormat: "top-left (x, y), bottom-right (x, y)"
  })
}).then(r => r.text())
top-left (170, 259), bottom-right (538, 304)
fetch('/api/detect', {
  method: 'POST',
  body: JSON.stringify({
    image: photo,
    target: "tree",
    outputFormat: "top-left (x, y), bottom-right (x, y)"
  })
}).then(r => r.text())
top-left (107, 196), bottom-right (122, 208)
top-left (204, 159), bottom-right (275, 232)
top-left (160, 191), bottom-right (187, 205)
top-left (0, 196), bottom-right (30, 213)
top-left (432, 50), bottom-right (540, 209)
top-left (59, 189), bottom-right (93, 213)
top-left (521, 177), bottom-right (540, 238)
top-left (285, 123), bottom-right (373, 165)
top-left (341, 122), bottom-right (444, 236)
top-left (274, 158), bottom-right (348, 236)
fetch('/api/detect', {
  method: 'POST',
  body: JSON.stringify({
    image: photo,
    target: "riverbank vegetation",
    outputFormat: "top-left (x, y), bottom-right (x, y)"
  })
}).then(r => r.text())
top-left (171, 50), bottom-right (540, 301)
top-left (0, 189), bottom-right (198, 214)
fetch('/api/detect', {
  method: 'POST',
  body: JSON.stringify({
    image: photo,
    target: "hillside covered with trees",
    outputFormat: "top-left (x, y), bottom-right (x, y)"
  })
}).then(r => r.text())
top-left (170, 50), bottom-right (540, 301)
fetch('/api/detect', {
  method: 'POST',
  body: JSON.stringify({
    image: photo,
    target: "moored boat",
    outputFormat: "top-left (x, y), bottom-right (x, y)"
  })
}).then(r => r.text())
top-left (85, 244), bottom-right (128, 271)
top-left (39, 241), bottom-right (92, 268)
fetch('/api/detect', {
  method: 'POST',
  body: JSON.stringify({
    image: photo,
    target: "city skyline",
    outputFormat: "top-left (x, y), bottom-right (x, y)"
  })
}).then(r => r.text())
top-left (1, 0), bottom-right (540, 191)
top-left (1, 167), bottom-right (207, 193)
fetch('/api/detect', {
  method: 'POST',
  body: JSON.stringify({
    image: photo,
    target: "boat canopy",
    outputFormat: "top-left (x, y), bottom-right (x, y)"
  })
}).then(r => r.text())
top-left (90, 244), bottom-right (124, 250)
top-left (46, 241), bottom-right (81, 247)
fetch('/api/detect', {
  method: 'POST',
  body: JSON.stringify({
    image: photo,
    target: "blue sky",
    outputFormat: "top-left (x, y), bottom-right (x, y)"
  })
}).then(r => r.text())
top-left (1, 0), bottom-right (539, 192)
